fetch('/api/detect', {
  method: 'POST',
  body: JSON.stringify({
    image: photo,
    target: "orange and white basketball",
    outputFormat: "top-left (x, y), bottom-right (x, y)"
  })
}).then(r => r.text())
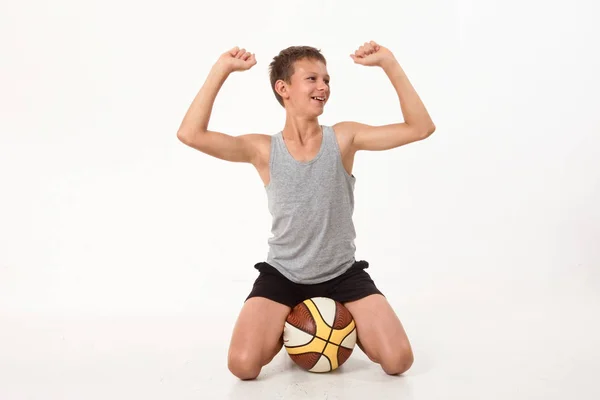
top-left (283, 297), bottom-right (357, 372)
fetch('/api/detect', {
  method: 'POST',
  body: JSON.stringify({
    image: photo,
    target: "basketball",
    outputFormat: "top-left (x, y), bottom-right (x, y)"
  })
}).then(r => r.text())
top-left (283, 297), bottom-right (357, 372)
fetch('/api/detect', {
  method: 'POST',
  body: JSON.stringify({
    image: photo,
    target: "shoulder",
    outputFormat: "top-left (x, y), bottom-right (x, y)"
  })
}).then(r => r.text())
top-left (240, 133), bottom-right (273, 165)
top-left (238, 133), bottom-right (273, 150)
top-left (243, 133), bottom-right (272, 146)
top-left (331, 121), bottom-right (361, 143)
top-left (329, 122), bottom-right (358, 156)
top-left (331, 121), bottom-right (355, 136)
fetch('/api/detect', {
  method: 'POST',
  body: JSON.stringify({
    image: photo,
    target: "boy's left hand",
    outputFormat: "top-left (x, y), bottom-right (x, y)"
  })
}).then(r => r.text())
top-left (350, 41), bottom-right (397, 67)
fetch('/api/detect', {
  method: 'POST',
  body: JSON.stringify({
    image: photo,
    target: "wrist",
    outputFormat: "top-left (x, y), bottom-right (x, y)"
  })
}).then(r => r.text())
top-left (211, 63), bottom-right (233, 77)
top-left (380, 57), bottom-right (400, 71)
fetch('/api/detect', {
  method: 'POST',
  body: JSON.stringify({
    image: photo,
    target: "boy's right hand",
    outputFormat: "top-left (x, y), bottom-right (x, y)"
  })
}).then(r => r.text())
top-left (216, 46), bottom-right (256, 73)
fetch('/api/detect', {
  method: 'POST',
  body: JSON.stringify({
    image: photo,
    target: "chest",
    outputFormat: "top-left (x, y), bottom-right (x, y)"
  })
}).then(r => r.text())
top-left (284, 141), bottom-right (322, 163)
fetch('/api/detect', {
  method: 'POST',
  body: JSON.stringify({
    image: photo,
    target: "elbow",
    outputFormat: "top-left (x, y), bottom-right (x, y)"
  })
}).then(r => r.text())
top-left (177, 129), bottom-right (193, 144)
top-left (178, 127), bottom-right (208, 143)
top-left (418, 123), bottom-right (436, 140)
top-left (427, 123), bottom-right (436, 136)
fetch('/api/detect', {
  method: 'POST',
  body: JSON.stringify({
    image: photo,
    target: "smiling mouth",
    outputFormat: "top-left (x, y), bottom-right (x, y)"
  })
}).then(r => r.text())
top-left (311, 96), bottom-right (326, 103)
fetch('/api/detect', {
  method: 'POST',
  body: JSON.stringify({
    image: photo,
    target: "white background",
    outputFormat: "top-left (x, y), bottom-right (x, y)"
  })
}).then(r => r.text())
top-left (1, 0), bottom-right (599, 399)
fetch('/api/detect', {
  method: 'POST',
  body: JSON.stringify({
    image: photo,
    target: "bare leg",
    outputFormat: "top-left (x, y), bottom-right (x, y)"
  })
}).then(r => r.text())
top-left (345, 294), bottom-right (414, 375)
top-left (227, 297), bottom-right (290, 380)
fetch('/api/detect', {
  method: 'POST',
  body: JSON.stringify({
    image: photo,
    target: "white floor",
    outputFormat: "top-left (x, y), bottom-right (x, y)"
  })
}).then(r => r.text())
top-left (1, 277), bottom-right (599, 400)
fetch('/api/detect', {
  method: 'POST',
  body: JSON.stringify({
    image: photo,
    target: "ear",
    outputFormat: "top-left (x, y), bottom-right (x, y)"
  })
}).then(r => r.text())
top-left (275, 79), bottom-right (290, 101)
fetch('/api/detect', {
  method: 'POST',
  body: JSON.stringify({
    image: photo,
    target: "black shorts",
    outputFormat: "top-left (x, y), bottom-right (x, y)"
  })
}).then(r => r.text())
top-left (245, 260), bottom-right (384, 308)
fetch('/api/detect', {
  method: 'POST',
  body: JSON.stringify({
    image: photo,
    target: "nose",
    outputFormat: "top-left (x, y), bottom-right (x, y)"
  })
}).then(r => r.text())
top-left (318, 79), bottom-right (328, 91)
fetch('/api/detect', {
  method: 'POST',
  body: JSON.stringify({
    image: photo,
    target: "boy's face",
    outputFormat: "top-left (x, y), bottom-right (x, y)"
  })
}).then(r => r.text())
top-left (284, 58), bottom-right (330, 116)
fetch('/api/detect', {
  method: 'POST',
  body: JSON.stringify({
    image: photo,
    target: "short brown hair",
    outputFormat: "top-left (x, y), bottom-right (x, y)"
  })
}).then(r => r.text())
top-left (269, 46), bottom-right (327, 107)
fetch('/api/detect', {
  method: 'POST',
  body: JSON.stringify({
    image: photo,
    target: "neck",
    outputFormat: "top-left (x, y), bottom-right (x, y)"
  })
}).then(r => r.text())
top-left (282, 114), bottom-right (322, 144)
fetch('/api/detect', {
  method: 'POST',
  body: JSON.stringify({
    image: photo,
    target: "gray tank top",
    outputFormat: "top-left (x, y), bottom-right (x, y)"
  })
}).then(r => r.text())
top-left (265, 125), bottom-right (357, 284)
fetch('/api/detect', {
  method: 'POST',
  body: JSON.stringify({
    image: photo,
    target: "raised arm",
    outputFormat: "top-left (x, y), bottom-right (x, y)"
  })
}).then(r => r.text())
top-left (176, 47), bottom-right (262, 163)
top-left (335, 41), bottom-right (436, 152)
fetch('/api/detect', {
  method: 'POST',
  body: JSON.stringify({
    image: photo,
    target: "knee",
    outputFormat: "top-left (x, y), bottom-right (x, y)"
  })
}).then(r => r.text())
top-left (380, 346), bottom-right (414, 376)
top-left (228, 351), bottom-right (262, 380)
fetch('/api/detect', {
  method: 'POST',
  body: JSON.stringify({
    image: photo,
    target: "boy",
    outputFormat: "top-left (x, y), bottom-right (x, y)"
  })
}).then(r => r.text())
top-left (177, 41), bottom-right (435, 380)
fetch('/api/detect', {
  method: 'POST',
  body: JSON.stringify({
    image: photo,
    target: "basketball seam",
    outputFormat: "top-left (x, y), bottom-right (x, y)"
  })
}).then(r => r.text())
top-left (309, 298), bottom-right (334, 331)
top-left (285, 321), bottom-right (315, 337)
top-left (338, 326), bottom-right (356, 349)
top-left (311, 298), bottom-right (337, 371)
top-left (284, 334), bottom-right (321, 349)
top-left (286, 303), bottom-right (316, 336)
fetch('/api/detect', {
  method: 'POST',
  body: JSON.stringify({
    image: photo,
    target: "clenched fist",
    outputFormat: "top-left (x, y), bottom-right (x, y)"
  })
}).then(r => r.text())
top-left (350, 41), bottom-right (397, 68)
top-left (216, 46), bottom-right (257, 73)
